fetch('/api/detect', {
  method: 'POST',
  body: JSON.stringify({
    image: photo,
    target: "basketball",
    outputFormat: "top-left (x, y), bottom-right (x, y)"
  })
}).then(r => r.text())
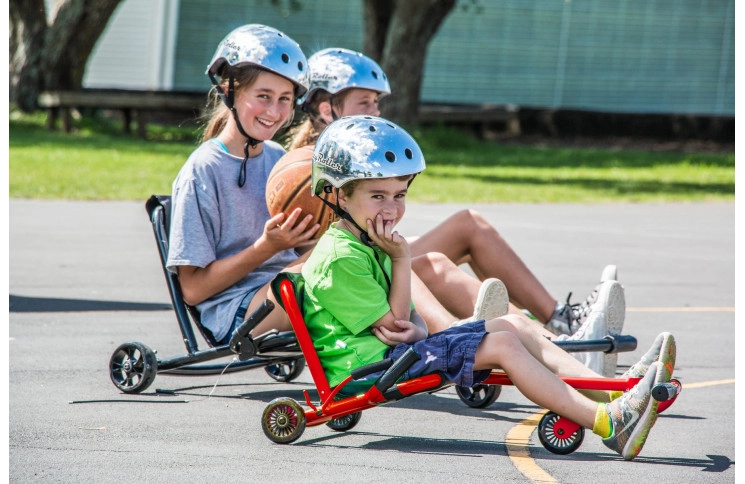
top-left (266, 146), bottom-right (338, 239)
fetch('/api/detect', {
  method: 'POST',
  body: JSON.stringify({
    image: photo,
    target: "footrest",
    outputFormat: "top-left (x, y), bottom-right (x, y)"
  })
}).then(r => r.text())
top-left (554, 334), bottom-right (637, 354)
top-left (229, 300), bottom-right (274, 360)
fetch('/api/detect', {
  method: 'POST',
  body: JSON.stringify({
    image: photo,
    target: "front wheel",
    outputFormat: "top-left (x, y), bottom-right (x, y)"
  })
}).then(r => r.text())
top-left (537, 411), bottom-right (584, 455)
top-left (326, 412), bottom-right (362, 432)
top-left (109, 342), bottom-right (158, 393)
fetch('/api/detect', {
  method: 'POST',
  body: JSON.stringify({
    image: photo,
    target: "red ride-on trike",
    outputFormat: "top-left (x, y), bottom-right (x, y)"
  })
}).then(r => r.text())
top-left (261, 273), bottom-right (681, 455)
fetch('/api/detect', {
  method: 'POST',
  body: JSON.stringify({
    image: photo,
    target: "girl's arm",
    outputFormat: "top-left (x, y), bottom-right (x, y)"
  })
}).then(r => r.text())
top-left (179, 208), bottom-right (318, 305)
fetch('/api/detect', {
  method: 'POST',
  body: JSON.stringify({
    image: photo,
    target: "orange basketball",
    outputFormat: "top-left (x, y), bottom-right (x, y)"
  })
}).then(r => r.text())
top-left (266, 146), bottom-right (338, 239)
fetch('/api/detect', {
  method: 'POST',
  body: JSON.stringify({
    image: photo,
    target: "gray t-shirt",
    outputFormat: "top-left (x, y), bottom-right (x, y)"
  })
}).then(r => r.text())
top-left (167, 140), bottom-right (298, 342)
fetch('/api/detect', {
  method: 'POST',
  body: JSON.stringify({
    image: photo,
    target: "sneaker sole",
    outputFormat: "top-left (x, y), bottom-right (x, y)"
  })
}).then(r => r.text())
top-left (657, 332), bottom-right (676, 382)
top-left (599, 281), bottom-right (625, 377)
top-left (621, 364), bottom-right (664, 459)
top-left (473, 278), bottom-right (509, 321)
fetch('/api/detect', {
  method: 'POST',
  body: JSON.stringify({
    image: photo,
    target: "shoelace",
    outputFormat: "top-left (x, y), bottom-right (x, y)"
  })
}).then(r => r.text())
top-left (565, 286), bottom-right (600, 327)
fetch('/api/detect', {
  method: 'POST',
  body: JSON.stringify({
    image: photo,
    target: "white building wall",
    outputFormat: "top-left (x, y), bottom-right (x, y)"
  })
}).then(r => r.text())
top-left (80, 0), bottom-right (179, 90)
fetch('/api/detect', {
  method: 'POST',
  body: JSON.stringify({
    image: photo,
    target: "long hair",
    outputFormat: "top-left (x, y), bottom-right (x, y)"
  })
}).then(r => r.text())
top-left (288, 90), bottom-right (350, 150)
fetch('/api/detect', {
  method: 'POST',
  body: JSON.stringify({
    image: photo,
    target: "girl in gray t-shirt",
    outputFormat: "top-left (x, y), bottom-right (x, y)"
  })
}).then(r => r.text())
top-left (166, 24), bottom-right (317, 343)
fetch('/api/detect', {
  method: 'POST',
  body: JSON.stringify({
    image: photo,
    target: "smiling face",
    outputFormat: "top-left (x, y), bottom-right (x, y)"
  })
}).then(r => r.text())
top-left (234, 70), bottom-right (295, 140)
top-left (337, 176), bottom-right (410, 238)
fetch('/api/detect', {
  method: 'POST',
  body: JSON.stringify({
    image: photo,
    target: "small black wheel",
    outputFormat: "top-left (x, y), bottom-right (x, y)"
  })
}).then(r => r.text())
top-left (262, 398), bottom-right (306, 444)
top-left (265, 358), bottom-right (306, 382)
top-left (537, 411), bottom-right (584, 455)
top-left (109, 342), bottom-right (158, 394)
top-left (326, 412), bottom-right (362, 432)
top-left (455, 384), bottom-right (501, 408)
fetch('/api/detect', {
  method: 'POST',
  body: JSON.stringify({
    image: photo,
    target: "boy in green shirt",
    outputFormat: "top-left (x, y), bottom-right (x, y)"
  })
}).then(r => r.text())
top-left (301, 115), bottom-right (676, 461)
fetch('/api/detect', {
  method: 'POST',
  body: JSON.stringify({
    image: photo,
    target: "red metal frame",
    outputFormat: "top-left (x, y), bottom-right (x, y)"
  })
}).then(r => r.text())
top-left (277, 278), bottom-right (679, 431)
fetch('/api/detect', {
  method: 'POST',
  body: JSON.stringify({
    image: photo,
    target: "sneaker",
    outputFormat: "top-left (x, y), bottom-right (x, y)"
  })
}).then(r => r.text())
top-left (545, 265), bottom-right (621, 337)
top-left (623, 332), bottom-right (676, 382)
top-left (564, 280), bottom-right (626, 377)
top-left (602, 361), bottom-right (664, 460)
top-left (451, 278), bottom-right (509, 327)
top-left (601, 264), bottom-right (618, 282)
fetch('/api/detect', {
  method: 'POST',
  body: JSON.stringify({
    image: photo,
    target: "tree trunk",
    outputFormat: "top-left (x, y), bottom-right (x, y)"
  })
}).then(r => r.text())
top-left (42, 0), bottom-right (123, 91)
top-left (9, 0), bottom-right (123, 112)
top-left (10, 0), bottom-right (47, 112)
top-left (364, 0), bottom-right (457, 128)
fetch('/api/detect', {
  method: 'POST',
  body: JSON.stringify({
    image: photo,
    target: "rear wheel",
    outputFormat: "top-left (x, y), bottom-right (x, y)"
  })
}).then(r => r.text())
top-left (455, 384), bottom-right (501, 408)
top-left (265, 358), bottom-right (306, 382)
top-left (262, 398), bottom-right (306, 444)
top-left (326, 412), bottom-right (362, 432)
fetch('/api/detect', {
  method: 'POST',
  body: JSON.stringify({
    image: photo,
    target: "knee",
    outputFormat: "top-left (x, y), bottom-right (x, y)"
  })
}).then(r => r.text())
top-left (412, 251), bottom-right (456, 277)
top-left (484, 330), bottom-right (524, 358)
top-left (454, 209), bottom-right (501, 236)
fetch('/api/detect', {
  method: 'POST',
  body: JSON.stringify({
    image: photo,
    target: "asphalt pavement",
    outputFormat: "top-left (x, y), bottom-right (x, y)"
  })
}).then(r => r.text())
top-left (9, 199), bottom-right (736, 483)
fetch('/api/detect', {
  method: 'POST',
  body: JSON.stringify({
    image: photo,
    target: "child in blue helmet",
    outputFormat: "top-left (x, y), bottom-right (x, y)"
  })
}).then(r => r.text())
top-left (301, 115), bottom-right (676, 461)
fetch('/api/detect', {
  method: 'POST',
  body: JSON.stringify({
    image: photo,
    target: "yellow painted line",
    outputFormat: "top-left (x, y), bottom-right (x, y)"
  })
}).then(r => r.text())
top-left (506, 379), bottom-right (734, 482)
top-left (681, 379), bottom-right (734, 389)
top-left (627, 307), bottom-right (734, 312)
top-left (505, 410), bottom-right (557, 483)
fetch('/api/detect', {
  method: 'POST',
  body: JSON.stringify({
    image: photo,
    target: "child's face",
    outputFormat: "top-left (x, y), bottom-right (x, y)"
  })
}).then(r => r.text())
top-left (234, 71), bottom-right (295, 140)
top-left (338, 88), bottom-right (381, 117)
top-left (339, 177), bottom-right (409, 235)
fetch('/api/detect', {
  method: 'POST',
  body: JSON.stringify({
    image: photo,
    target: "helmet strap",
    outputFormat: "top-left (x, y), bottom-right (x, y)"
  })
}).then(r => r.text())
top-left (317, 187), bottom-right (373, 246)
top-left (210, 67), bottom-right (262, 187)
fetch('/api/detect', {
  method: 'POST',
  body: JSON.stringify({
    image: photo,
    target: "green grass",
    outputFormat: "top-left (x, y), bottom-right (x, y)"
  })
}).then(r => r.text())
top-left (9, 109), bottom-right (735, 202)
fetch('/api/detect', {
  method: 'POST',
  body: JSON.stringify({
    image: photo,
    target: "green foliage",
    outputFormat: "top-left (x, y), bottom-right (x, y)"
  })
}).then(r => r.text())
top-left (9, 109), bottom-right (734, 202)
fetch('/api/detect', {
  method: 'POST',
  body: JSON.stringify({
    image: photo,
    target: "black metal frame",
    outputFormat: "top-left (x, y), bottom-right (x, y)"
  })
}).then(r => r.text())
top-left (143, 194), bottom-right (304, 376)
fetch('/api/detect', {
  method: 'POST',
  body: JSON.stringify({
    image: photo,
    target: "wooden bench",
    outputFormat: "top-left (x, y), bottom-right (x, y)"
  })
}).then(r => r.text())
top-left (37, 89), bottom-right (208, 138)
top-left (418, 103), bottom-right (521, 135)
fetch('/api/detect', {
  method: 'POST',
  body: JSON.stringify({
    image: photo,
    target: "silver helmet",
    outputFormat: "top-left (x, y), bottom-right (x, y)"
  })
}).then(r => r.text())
top-left (300, 48), bottom-right (390, 107)
top-left (206, 24), bottom-right (310, 96)
top-left (311, 115), bottom-right (425, 196)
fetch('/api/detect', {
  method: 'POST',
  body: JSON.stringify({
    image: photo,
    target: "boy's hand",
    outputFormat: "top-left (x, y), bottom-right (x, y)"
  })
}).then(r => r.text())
top-left (372, 319), bottom-right (427, 346)
top-left (366, 213), bottom-right (410, 260)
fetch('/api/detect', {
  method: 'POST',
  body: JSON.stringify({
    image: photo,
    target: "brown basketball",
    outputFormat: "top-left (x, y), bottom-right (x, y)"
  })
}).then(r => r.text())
top-left (266, 146), bottom-right (338, 239)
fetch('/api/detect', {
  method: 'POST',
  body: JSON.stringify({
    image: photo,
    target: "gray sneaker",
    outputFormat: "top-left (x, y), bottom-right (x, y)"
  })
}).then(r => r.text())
top-left (623, 332), bottom-right (676, 382)
top-left (545, 265), bottom-right (621, 337)
top-left (602, 361), bottom-right (664, 460)
top-left (451, 278), bottom-right (509, 327)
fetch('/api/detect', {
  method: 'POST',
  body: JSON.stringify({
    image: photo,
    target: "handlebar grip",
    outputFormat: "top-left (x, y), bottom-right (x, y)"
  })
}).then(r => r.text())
top-left (375, 347), bottom-right (421, 393)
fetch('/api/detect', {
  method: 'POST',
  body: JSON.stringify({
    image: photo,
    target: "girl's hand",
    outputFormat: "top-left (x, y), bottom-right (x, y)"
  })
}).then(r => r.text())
top-left (366, 213), bottom-right (410, 260)
top-left (259, 208), bottom-right (319, 252)
top-left (372, 319), bottom-right (427, 345)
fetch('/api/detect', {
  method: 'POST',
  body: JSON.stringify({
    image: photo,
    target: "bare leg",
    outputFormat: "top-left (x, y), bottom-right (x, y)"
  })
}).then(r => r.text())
top-left (410, 271), bottom-right (457, 333)
top-left (247, 251), bottom-right (311, 336)
top-left (473, 331), bottom-right (598, 428)
top-left (484, 314), bottom-right (610, 402)
top-left (412, 252), bottom-right (483, 323)
top-left (409, 209), bottom-right (558, 323)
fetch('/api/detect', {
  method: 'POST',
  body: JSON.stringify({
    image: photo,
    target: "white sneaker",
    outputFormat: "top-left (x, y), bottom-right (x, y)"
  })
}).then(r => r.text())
top-left (451, 278), bottom-right (509, 327)
top-left (564, 280), bottom-right (625, 377)
top-left (601, 264), bottom-right (618, 282)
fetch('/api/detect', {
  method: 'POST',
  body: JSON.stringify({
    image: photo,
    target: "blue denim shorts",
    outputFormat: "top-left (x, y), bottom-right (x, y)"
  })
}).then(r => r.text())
top-left (219, 288), bottom-right (259, 345)
top-left (385, 320), bottom-right (491, 388)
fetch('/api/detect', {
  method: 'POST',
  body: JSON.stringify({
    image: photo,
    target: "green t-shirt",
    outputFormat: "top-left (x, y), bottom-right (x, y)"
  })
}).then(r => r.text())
top-left (301, 224), bottom-right (413, 388)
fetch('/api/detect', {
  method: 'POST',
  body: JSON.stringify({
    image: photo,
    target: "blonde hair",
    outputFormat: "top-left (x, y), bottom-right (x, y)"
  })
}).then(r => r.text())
top-left (288, 90), bottom-right (351, 150)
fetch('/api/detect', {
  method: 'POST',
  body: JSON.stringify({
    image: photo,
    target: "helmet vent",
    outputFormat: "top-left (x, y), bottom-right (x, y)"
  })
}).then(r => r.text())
top-left (372, 71), bottom-right (379, 79)
top-left (281, 53), bottom-right (290, 63)
top-left (385, 151), bottom-right (396, 162)
top-left (405, 148), bottom-right (413, 159)
top-left (297, 61), bottom-right (304, 71)
top-left (369, 125), bottom-right (377, 132)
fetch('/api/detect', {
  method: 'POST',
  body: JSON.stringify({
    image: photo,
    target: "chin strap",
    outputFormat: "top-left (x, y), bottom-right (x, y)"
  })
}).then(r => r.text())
top-left (209, 67), bottom-right (262, 187)
top-left (317, 186), bottom-right (373, 246)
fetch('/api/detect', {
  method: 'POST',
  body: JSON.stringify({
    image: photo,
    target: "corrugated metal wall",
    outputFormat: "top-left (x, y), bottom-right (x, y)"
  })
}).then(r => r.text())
top-left (169, 0), bottom-right (733, 116)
